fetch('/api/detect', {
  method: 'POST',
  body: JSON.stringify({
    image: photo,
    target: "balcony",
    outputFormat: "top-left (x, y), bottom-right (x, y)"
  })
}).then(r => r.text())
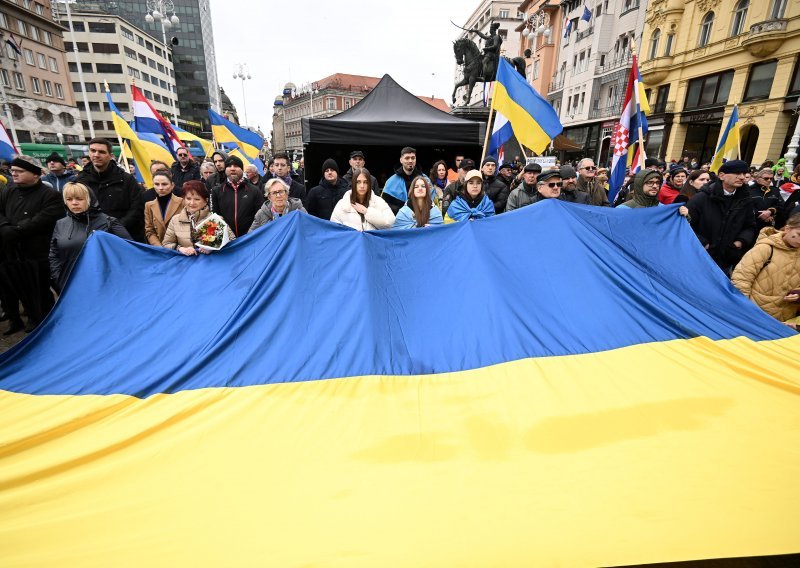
top-left (650, 100), bottom-right (675, 115)
top-left (576, 26), bottom-right (594, 41)
top-left (589, 103), bottom-right (621, 120)
top-left (640, 55), bottom-right (674, 85)
top-left (742, 19), bottom-right (787, 57)
top-left (549, 74), bottom-right (565, 93)
top-left (596, 52), bottom-right (632, 75)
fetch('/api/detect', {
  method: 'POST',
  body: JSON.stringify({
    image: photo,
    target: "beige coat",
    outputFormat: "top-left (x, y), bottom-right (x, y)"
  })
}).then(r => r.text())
top-left (162, 208), bottom-right (235, 250)
top-left (330, 190), bottom-right (395, 231)
top-left (144, 194), bottom-right (184, 246)
top-left (731, 227), bottom-right (800, 321)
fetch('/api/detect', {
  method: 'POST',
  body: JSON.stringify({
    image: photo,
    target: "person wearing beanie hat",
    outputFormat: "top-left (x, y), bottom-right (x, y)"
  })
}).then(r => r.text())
top-left (659, 166), bottom-right (687, 205)
top-left (43, 152), bottom-right (76, 192)
top-left (305, 158), bottom-right (349, 220)
top-left (559, 165), bottom-right (591, 204)
top-left (687, 158), bottom-right (756, 274)
top-left (382, 147), bottom-right (428, 215)
top-left (480, 155), bottom-right (510, 213)
top-left (0, 155), bottom-right (64, 334)
top-left (209, 153), bottom-right (264, 236)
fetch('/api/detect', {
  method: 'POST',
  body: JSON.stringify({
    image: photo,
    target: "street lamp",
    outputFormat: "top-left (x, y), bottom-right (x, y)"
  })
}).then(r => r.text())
top-left (522, 11), bottom-right (552, 44)
top-left (784, 99), bottom-right (800, 173)
top-left (233, 63), bottom-right (252, 126)
top-left (144, 0), bottom-right (180, 126)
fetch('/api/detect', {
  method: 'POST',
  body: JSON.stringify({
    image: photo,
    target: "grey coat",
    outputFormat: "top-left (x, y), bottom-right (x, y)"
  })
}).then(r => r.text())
top-left (248, 198), bottom-right (306, 232)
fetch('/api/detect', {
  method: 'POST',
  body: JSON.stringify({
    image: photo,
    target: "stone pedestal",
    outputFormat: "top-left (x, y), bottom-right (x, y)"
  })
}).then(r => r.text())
top-left (450, 105), bottom-right (491, 124)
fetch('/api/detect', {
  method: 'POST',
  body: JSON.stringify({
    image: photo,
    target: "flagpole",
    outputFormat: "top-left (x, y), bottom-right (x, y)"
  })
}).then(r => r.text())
top-left (105, 82), bottom-right (129, 171)
top-left (481, 81), bottom-right (498, 163)
top-left (630, 43), bottom-right (646, 171)
top-left (735, 104), bottom-right (741, 159)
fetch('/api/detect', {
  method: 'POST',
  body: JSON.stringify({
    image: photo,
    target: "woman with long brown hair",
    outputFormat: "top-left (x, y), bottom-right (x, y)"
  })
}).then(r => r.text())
top-left (330, 167), bottom-right (395, 231)
top-left (674, 169), bottom-right (711, 203)
top-left (429, 160), bottom-right (449, 204)
top-left (393, 176), bottom-right (444, 229)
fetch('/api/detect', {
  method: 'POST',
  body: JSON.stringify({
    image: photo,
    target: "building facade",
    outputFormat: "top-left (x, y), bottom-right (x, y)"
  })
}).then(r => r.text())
top-left (640, 0), bottom-right (798, 166)
top-left (455, 0), bottom-right (523, 107)
top-left (517, 0), bottom-right (563, 98)
top-left (547, 0), bottom-right (647, 164)
top-left (0, 0), bottom-right (81, 145)
top-left (58, 6), bottom-right (177, 140)
top-left (74, 0), bottom-right (219, 135)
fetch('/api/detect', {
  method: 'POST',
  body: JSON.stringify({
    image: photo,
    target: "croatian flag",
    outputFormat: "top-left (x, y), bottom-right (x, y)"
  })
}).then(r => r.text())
top-left (563, 17), bottom-right (572, 38)
top-left (0, 119), bottom-right (17, 161)
top-left (131, 85), bottom-right (184, 158)
top-left (489, 111), bottom-right (514, 161)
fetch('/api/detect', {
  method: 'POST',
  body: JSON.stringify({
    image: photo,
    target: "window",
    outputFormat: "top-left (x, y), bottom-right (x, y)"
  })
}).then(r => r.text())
top-left (37, 52), bottom-right (45, 69)
top-left (326, 97), bottom-right (336, 110)
top-left (60, 112), bottom-right (74, 126)
top-left (72, 81), bottom-right (97, 92)
top-left (153, 93), bottom-right (162, 103)
top-left (0, 12), bottom-right (7, 27)
top-left (654, 84), bottom-right (670, 113)
top-left (731, 0), bottom-right (748, 36)
top-left (664, 33), bottom-right (674, 56)
top-left (48, 56), bottom-right (57, 72)
top-left (595, 4), bottom-right (602, 17)
top-left (68, 62), bottom-right (92, 72)
top-left (88, 22), bottom-right (115, 33)
top-left (22, 0), bottom-right (31, 8)
top-left (159, 79), bottom-right (167, 89)
top-left (17, 20), bottom-right (27, 36)
top-left (127, 66), bottom-right (140, 79)
top-left (744, 60), bottom-right (777, 101)
top-left (65, 41), bottom-right (89, 52)
top-left (5, 43), bottom-right (17, 60)
top-left (144, 89), bottom-right (152, 98)
top-left (124, 46), bottom-right (137, 59)
top-left (142, 72), bottom-right (150, 82)
top-left (34, 2), bottom-right (43, 15)
top-left (148, 58), bottom-right (156, 69)
top-left (533, 59), bottom-right (540, 79)
top-left (96, 63), bottom-right (123, 73)
top-left (649, 29), bottom-right (660, 59)
top-left (23, 48), bottom-right (34, 65)
top-left (0, 69), bottom-right (9, 88)
top-left (699, 12), bottom-right (714, 47)
top-left (157, 63), bottom-right (165, 73)
top-left (69, 21), bottom-right (85, 32)
top-left (138, 53), bottom-right (147, 64)
top-left (155, 46), bottom-right (162, 57)
top-left (150, 75), bottom-right (158, 85)
top-left (145, 40), bottom-right (153, 52)
top-left (121, 26), bottom-right (134, 41)
top-left (13, 72), bottom-right (25, 91)
top-left (684, 71), bottom-right (733, 109)
top-left (92, 43), bottom-right (119, 54)
top-left (499, 9), bottom-right (509, 18)
top-left (771, 0), bottom-right (787, 18)
top-left (43, 79), bottom-right (52, 96)
top-left (29, 25), bottom-right (38, 41)
top-left (107, 83), bottom-right (126, 93)
top-left (55, 83), bottom-right (63, 99)
top-left (136, 35), bottom-right (145, 47)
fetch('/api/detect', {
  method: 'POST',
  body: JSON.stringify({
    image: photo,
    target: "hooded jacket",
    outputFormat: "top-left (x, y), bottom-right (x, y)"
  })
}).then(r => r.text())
top-left (619, 170), bottom-right (663, 209)
top-left (330, 190), bottom-right (395, 231)
top-left (687, 179), bottom-right (756, 271)
top-left (205, 151), bottom-right (228, 191)
top-left (731, 227), bottom-right (800, 322)
top-left (305, 176), bottom-right (350, 220)
top-left (49, 206), bottom-right (131, 292)
top-left (74, 162), bottom-right (143, 241)
top-left (249, 198), bottom-right (306, 232)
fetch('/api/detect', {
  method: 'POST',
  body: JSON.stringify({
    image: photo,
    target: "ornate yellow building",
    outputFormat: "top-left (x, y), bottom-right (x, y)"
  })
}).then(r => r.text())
top-left (640, 0), bottom-right (798, 166)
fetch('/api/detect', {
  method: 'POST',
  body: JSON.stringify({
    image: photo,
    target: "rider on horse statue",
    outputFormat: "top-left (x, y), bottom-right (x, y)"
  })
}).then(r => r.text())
top-left (469, 22), bottom-right (503, 82)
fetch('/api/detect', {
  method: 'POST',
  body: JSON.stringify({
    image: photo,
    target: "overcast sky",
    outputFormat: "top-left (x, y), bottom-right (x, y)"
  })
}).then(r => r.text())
top-left (211, 0), bottom-right (473, 135)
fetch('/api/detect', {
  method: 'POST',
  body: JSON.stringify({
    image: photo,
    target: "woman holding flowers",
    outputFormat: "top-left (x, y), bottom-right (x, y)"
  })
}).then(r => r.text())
top-left (162, 180), bottom-right (234, 255)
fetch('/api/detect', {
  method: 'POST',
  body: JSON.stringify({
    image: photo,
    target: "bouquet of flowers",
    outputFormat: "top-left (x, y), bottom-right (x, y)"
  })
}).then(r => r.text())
top-left (193, 213), bottom-right (231, 252)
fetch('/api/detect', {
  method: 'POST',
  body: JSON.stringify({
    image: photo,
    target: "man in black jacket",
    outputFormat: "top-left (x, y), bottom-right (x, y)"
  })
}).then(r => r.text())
top-left (747, 168), bottom-right (782, 230)
top-left (480, 156), bottom-right (510, 213)
top-left (342, 150), bottom-right (379, 194)
top-left (687, 159), bottom-right (756, 275)
top-left (210, 155), bottom-right (264, 237)
top-left (74, 138), bottom-right (143, 241)
top-left (269, 152), bottom-right (306, 202)
top-left (205, 151), bottom-right (228, 190)
top-left (497, 163), bottom-right (515, 188)
top-left (0, 156), bottom-right (64, 333)
top-left (170, 148), bottom-right (200, 194)
top-left (559, 165), bottom-right (591, 204)
top-left (305, 158), bottom-right (349, 220)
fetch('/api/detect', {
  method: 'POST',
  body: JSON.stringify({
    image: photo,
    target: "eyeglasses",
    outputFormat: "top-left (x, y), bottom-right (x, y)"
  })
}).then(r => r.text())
top-left (643, 180), bottom-right (661, 187)
top-left (177, 153), bottom-right (188, 157)
top-left (268, 190), bottom-right (287, 196)
top-left (581, 166), bottom-right (597, 171)
top-left (542, 182), bottom-right (563, 188)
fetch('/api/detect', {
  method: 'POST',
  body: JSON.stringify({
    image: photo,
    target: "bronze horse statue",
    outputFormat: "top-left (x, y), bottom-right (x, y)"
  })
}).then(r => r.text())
top-left (453, 37), bottom-right (526, 106)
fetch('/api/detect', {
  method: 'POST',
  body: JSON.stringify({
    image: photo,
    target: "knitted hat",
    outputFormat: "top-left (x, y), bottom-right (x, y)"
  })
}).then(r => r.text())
top-left (45, 152), bottom-right (66, 166)
top-left (322, 158), bottom-right (339, 174)
top-left (718, 160), bottom-right (749, 174)
top-left (482, 155), bottom-right (497, 166)
top-left (224, 155), bottom-right (244, 169)
top-left (559, 165), bottom-right (577, 179)
top-left (11, 155), bottom-right (44, 176)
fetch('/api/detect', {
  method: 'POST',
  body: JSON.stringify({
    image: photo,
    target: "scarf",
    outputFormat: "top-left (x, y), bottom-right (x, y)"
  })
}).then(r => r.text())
top-left (433, 177), bottom-right (447, 190)
top-left (447, 194), bottom-right (495, 222)
top-left (279, 174), bottom-right (293, 187)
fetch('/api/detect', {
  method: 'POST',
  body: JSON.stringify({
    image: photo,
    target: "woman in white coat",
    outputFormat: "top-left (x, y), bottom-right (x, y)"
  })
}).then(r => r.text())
top-left (330, 168), bottom-right (395, 231)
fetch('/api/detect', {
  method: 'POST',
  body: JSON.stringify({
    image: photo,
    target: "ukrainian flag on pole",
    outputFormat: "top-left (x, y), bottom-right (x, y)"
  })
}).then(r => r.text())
top-left (710, 105), bottom-right (741, 173)
top-left (492, 58), bottom-right (563, 155)
top-left (209, 108), bottom-right (264, 160)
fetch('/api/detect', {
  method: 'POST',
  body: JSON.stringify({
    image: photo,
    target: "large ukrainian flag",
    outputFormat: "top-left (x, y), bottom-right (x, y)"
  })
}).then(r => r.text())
top-left (209, 107), bottom-right (264, 160)
top-left (1, 202), bottom-right (799, 567)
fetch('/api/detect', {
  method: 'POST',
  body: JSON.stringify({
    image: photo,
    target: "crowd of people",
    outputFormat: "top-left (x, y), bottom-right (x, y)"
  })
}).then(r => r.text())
top-left (0, 137), bottom-right (798, 337)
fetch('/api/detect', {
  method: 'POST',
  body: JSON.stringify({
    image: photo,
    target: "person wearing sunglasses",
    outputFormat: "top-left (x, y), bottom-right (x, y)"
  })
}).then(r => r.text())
top-left (249, 179), bottom-right (306, 233)
top-left (170, 147), bottom-right (200, 194)
top-left (558, 165), bottom-right (591, 204)
top-left (533, 170), bottom-right (563, 202)
top-left (576, 158), bottom-right (610, 207)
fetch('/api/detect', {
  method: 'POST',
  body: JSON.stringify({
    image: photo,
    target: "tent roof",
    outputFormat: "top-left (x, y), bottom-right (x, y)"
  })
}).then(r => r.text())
top-left (302, 74), bottom-right (484, 146)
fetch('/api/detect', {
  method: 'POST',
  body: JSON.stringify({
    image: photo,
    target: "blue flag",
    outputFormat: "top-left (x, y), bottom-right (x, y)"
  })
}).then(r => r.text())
top-left (581, 4), bottom-right (592, 21)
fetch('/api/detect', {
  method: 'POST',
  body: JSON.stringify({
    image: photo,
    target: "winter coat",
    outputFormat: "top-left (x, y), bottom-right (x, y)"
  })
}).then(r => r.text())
top-left (210, 178), bottom-right (265, 236)
top-left (392, 204), bottom-right (444, 229)
top-left (560, 187), bottom-right (592, 205)
top-left (305, 177), bottom-right (350, 221)
top-left (343, 168), bottom-right (379, 194)
top-left (330, 190), bottom-right (395, 231)
top-left (483, 174), bottom-right (510, 214)
top-left (249, 198), bottom-right (306, 232)
top-left (442, 180), bottom-right (464, 215)
top-left (74, 163), bottom-right (143, 241)
top-left (619, 170), bottom-right (662, 209)
top-left (170, 161), bottom-right (201, 194)
top-left (42, 170), bottom-right (77, 192)
top-left (658, 183), bottom-right (680, 205)
top-left (0, 180), bottom-right (64, 260)
top-left (731, 227), bottom-right (800, 322)
top-left (576, 176), bottom-right (609, 206)
top-left (747, 181), bottom-right (784, 230)
top-left (687, 180), bottom-right (756, 272)
top-left (49, 207), bottom-right (130, 292)
top-left (506, 182), bottom-right (539, 211)
top-left (776, 190), bottom-right (800, 229)
top-left (144, 194), bottom-right (184, 246)
top-left (265, 175), bottom-right (307, 203)
top-left (382, 166), bottom-right (427, 215)
top-left (162, 207), bottom-right (235, 250)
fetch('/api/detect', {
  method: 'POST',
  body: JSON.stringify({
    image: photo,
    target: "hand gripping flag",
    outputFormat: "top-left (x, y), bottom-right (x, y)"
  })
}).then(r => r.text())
top-left (608, 55), bottom-right (649, 204)
top-left (131, 85), bottom-right (184, 159)
top-left (492, 58), bottom-right (563, 155)
top-left (710, 105), bottom-right (741, 173)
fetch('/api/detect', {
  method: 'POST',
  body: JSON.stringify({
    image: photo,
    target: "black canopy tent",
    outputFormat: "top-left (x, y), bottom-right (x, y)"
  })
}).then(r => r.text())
top-left (300, 74), bottom-right (485, 188)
